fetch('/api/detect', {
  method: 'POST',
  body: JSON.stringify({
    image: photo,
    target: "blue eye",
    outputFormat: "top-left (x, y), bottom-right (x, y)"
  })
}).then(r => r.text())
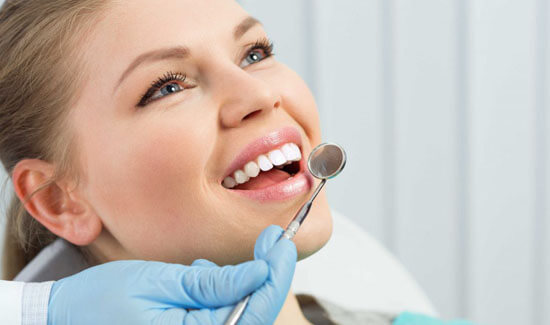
top-left (241, 49), bottom-right (267, 67)
top-left (150, 83), bottom-right (183, 101)
top-left (240, 39), bottom-right (274, 68)
top-left (137, 39), bottom-right (274, 107)
top-left (137, 72), bottom-right (189, 107)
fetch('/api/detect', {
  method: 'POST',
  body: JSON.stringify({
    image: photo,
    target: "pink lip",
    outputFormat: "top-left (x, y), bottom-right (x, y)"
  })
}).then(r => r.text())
top-left (230, 156), bottom-right (314, 202)
top-left (221, 126), bottom-right (303, 181)
top-left (220, 126), bottom-right (313, 202)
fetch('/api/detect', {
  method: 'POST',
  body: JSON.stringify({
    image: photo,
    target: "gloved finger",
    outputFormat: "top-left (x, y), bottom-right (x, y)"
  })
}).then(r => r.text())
top-left (131, 260), bottom-right (268, 309)
top-left (254, 225), bottom-right (284, 260)
top-left (147, 305), bottom-right (234, 325)
top-left (184, 306), bottom-right (234, 325)
top-left (151, 308), bottom-right (186, 325)
top-left (262, 238), bottom-right (297, 286)
top-left (178, 260), bottom-right (269, 309)
top-left (191, 259), bottom-right (218, 268)
top-left (241, 238), bottom-right (297, 325)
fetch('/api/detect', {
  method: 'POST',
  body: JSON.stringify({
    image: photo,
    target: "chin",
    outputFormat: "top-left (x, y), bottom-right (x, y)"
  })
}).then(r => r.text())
top-left (293, 195), bottom-right (333, 261)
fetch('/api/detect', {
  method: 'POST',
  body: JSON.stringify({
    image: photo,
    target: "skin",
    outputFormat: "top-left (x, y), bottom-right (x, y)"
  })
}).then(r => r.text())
top-left (14, 0), bottom-right (332, 323)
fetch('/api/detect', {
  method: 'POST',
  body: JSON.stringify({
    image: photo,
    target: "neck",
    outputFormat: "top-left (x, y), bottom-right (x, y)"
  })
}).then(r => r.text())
top-left (274, 291), bottom-right (312, 325)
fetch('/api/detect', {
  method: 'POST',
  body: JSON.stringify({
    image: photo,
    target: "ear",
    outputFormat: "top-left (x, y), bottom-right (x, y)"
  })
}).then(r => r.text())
top-left (11, 159), bottom-right (102, 246)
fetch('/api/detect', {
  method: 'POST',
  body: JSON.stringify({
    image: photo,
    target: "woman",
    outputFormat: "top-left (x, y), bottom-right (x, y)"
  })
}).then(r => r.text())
top-left (1, 0), bottom-right (335, 323)
top-left (0, 0), bottom-right (473, 324)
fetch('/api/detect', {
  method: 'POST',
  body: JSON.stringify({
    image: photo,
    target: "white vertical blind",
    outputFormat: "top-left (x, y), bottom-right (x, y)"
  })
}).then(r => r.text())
top-left (466, 1), bottom-right (537, 324)
top-left (543, 1), bottom-right (550, 324)
top-left (392, 0), bottom-right (461, 318)
top-left (309, 0), bottom-right (387, 242)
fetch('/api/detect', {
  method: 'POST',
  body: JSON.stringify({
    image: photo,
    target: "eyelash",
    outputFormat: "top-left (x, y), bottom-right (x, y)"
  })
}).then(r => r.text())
top-left (137, 38), bottom-right (275, 107)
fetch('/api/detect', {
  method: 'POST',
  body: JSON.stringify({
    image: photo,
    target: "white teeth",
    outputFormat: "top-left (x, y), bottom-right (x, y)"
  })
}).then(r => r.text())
top-left (222, 142), bottom-right (302, 189)
top-left (289, 143), bottom-right (302, 161)
top-left (222, 176), bottom-right (237, 189)
top-left (257, 155), bottom-right (273, 172)
top-left (234, 170), bottom-right (249, 184)
top-left (281, 143), bottom-right (300, 162)
top-left (244, 161), bottom-right (260, 178)
top-left (268, 149), bottom-right (286, 166)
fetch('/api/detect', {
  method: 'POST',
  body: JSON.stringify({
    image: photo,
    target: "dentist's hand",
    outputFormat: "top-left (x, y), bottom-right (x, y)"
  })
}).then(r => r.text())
top-left (195, 225), bottom-right (298, 324)
top-left (47, 259), bottom-right (268, 325)
top-left (239, 225), bottom-right (297, 324)
top-left (47, 224), bottom-right (297, 325)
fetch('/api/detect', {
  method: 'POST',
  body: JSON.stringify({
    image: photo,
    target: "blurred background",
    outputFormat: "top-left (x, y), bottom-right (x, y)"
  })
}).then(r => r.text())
top-left (1, 1), bottom-right (548, 324)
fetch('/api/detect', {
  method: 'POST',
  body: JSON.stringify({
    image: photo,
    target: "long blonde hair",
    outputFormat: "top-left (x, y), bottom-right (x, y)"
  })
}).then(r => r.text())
top-left (0, 0), bottom-right (110, 279)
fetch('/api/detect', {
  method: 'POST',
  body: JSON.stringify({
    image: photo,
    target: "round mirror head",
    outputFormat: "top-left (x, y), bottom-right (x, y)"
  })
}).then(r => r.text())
top-left (307, 142), bottom-right (347, 179)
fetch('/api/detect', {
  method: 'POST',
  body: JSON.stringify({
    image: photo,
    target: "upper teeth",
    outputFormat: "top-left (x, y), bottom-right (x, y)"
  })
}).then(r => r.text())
top-left (222, 142), bottom-right (302, 189)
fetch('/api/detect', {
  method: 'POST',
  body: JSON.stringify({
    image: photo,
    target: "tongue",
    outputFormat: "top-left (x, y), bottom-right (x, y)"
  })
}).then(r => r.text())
top-left (235, 168), bottom-right (290, 190)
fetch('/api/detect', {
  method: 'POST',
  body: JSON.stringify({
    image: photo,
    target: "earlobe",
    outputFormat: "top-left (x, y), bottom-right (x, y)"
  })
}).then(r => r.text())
top-left (11, 159), bottom-right (102, 246)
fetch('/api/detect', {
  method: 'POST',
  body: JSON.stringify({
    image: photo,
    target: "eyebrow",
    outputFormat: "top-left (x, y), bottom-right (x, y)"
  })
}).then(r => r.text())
top-left (234, 16), bottom-right (261, 39)
top-left (113, 16), bottom-right (262, 94)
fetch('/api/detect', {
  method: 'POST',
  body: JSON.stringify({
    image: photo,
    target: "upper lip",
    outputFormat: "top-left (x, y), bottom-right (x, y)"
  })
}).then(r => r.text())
top-left (221, 126), bottom-right (303, 182)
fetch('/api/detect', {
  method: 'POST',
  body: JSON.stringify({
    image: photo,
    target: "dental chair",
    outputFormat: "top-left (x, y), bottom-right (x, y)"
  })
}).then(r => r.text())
top-left (292, 209), bottom-right (437, 316)
top-left (14, 209), bottom-right (437, 317)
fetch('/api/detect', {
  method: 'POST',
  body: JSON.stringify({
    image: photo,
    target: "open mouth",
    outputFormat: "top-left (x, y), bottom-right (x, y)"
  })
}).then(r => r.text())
top-left (222, 142), bottom-right (303, 191)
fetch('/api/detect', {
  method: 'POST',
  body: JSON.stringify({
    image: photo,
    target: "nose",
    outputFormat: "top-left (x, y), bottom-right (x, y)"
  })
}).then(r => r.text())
top-left (215, 65), bottom-right (281, 128)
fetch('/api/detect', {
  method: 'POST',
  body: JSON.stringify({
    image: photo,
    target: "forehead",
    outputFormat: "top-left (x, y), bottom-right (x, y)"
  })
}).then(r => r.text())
top-left (80, 0), bottom-right (248, 80)
top-left (101, 0), bottom-right (247, 50)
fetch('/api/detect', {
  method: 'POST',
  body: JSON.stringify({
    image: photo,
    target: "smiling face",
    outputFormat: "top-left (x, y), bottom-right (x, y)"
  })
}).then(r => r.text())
top-left (70, 0), bottom-right (332, 265)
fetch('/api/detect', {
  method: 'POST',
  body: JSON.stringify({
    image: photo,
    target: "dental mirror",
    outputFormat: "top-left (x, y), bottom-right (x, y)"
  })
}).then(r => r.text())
top-left (308, 142), bottom-right (347, 180)
top-left (225, 142), bottom-right (347, 325)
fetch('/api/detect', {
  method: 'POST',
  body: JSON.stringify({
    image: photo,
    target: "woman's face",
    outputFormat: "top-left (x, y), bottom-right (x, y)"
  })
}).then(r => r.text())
top-left (70, 0), bottom-right (332, 265)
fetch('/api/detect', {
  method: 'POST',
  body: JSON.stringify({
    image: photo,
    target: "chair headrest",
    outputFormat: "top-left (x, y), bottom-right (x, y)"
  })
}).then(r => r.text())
top-left (14, 239), bottom-right (88, 282)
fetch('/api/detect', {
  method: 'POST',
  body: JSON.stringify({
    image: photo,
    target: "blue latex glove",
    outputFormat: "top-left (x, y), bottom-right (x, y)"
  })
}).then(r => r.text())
top-left (47, 224), bottom-right (296, 325)
top-left (194, 225), bottom-right (297, 324)
top-left (248, 225), bottom-right (297, 324)
top-left (393, 312), bottom-right (476, 325)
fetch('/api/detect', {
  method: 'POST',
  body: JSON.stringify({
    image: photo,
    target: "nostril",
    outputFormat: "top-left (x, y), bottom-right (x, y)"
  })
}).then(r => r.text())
top-left (243, 109), bottom-right (262, 120)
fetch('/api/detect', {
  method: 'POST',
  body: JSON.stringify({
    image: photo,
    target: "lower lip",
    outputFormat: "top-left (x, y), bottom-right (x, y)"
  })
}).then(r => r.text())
top-left (228, 159), bottom-right (314, 202)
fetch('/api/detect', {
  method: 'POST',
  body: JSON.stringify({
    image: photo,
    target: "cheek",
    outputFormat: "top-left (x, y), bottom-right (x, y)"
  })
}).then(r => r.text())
top-left (84, 115), bottom-right (216, 258)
